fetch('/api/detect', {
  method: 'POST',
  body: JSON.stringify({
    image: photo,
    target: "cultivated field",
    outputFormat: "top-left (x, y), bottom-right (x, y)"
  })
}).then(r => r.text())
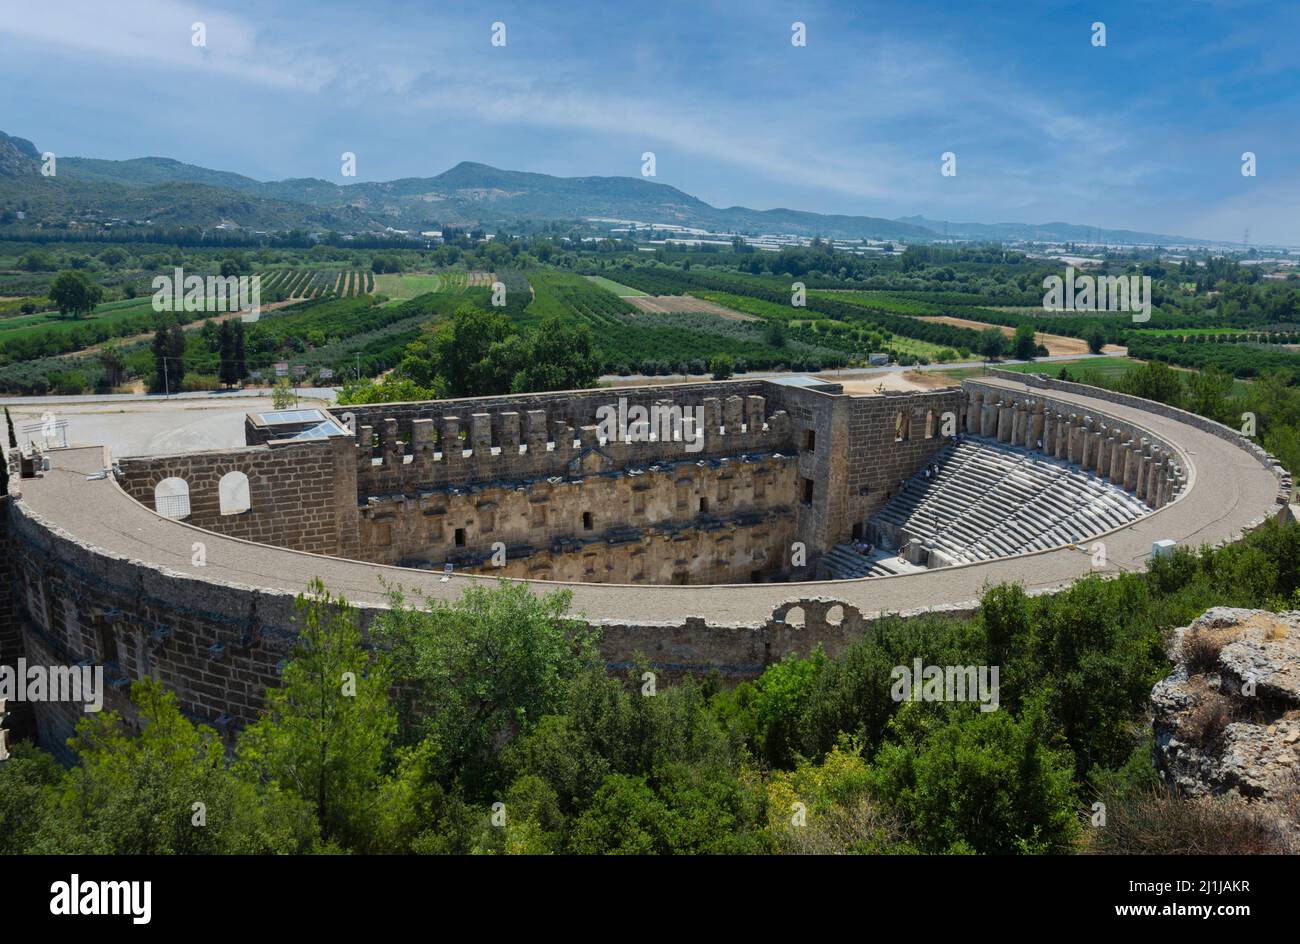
top-left (626, 294), bottom-right (757, 320)
top-left (915, 315), bottom-right (1122, 356)
top-left (584, 275), bottom-right (646, 296)
top-left (374, 270), bottom-right (494, 303)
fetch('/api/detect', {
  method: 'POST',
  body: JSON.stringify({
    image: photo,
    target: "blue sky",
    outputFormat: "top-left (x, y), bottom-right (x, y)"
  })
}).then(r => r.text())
top-left (1, 0), bottom-right (1296, 243)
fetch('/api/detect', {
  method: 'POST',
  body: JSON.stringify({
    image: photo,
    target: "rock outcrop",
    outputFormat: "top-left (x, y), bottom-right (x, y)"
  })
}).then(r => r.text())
top-left (1153, 607), bottom-right (1300, 800)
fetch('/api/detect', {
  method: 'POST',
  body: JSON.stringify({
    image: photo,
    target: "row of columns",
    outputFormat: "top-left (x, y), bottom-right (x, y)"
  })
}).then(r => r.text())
top-left (964, 389), bottom-right (1184, 509)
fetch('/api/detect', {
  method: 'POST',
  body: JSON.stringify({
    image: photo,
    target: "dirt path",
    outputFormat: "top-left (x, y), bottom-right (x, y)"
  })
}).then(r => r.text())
top-left (915, 315), bottom-right (1123, 355)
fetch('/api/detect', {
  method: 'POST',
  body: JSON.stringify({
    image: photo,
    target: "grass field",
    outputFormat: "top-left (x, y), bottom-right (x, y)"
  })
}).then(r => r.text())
top-left (374, 270), bottom-right (492, 304)
top-left (585, 275), bottom-right (647, 296)
top-left (0, 297), bottom-right (156, 345)
top-left (934, 355), bottom-right (1145, 383)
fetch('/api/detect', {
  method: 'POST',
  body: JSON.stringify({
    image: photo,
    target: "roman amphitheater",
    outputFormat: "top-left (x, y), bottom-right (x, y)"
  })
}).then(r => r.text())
top-left (1, 370), bottom-right (1291, 757)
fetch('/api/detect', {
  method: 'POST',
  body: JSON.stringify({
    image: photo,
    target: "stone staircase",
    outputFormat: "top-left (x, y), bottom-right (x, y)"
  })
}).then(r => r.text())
top-left (868, 437), bottom-right (1152, 568)
top-left (820, 544), bottom-right (875, 579)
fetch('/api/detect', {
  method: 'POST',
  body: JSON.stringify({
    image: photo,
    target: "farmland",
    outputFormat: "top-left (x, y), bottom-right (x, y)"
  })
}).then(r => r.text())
top-left (584, 275), bottom-right (646, 296)
top-left (374, 269), bottom-right (493, 304)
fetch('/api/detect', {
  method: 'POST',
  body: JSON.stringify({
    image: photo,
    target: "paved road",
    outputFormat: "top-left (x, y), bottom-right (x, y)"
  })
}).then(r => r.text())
top-left (13, 377), bottom-right (1282, 628)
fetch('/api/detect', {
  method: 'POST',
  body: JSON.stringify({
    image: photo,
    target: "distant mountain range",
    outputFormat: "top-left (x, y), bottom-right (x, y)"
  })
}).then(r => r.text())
top-left (0, 130), bottom-right (1215, 245)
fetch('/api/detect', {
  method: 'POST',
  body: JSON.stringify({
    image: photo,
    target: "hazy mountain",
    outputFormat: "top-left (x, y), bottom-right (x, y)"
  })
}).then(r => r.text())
top-left (0, 130), bottom-right (1215, 244)
top-left (895, 215), bottom-right (1214, 247)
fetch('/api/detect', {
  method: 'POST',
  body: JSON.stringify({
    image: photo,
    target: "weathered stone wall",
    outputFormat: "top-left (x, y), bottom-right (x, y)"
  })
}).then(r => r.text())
top-left (359, 451), bottom-right (800, 583)
top-left (115, 438), bottom-right (359, 557)
top-left (340, 379), bottom-right (777, 451)
top-left (842, 388), bottom-right (968, 534)
top-left (4, 492), bottom-right (964, 752)
top-left (7, 499), bottom-right (303, 755)
top-left (0, 489), bottom-right (34, 741)
top-left (348, 386), bottom-right (795, 496)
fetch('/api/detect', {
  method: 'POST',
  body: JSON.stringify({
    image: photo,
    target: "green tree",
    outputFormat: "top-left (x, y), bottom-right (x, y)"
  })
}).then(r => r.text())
top-left (869, 700), bottom-right (1080, 854)
top-left (217, 320), bottom-right (239, 387)
top-left (235, 579), bottom-right (396, 849)
top-left (709, 353), bottom-right (736, 380)
top-left (31, 679), bottom-right (316, 854)
top-left (500, 316), bottom-right (603, 393)
top-left (1085, 322), bottom-right (1107, 354)
top-left (233, 319), bottom-right (247, 379)
top-left (977, 327), bottom-right (1007, 361)
top-left (1012, 323), bottom-right (1037, 360)
top-left (167, 323), bottom-right (187, 389)
top-left (429, 305), bottom-right (515, 397)
top-left (151, 326), bottom-right (170, 393)
top-left (373, 581), bottom-right (599, 788)
top-left (48, 269), bottom-right (104, 319)
top-left (272, 377), bottom-right (297, 409)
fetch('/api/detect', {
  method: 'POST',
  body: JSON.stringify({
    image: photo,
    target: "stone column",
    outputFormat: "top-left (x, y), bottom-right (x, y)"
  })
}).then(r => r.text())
top-left (997, 402), bottom-right (1014, 442)
top-left (1091, 424), bottom-right (1107, 476)
top-left (1136, 443), bottom-right (1153, 501)
top-left (966, 391), bottom-right (982, 433)
top-left (723, 396), bottom-right (744, 435)
top-left (981, 399), bottom-right (997, 437)
top-left (1028, 402), bottom-right (1045, 450)
top-left (410, 418), bottom-right (435, 480)
top-left (498, 412), bottom-right (521, 459)
top-left (1040, 410), bottom-right (1055, 455)
top-left (470, 413), bottom-right (492, 455)
top-left (745, 395), bottom-right (765, 434)
top-left (551, 419), bottom-right (573, 465)
top-left (703, 397), bottom-right (723, 438)
top-left (356, 424), bottom-right (373, 470)
top-left (1122, 439), bottom-right (1140, 492)
top-left (441, 416), bottom-right (464, 480)
top-left (381, 418), bottom-right (401, 468)
top-left (1011, 400), bottom-right (1027, 445)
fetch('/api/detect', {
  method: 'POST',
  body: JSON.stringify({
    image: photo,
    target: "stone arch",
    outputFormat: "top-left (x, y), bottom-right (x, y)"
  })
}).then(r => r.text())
top-left (771, 597), bottom-right (865, 634)
top-left (154, 477), bottom-right (191, 519)
top-left (219, 470), bottom-right (251, 515)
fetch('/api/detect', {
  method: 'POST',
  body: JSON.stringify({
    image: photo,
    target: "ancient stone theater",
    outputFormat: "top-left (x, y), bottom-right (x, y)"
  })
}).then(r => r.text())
top-left (0, 371), bottom-right (1290, 757)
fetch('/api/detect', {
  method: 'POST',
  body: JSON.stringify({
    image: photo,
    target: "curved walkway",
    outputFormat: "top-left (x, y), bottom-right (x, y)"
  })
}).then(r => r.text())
top-left (12, 378), bottom-right (1284, 629)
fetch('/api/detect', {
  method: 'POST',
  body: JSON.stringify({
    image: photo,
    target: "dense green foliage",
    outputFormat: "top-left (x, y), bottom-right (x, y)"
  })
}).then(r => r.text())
top-left (6, 521), bottom-right (1300, 855)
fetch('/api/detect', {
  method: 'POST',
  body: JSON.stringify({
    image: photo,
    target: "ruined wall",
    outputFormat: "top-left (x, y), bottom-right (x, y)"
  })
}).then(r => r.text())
top-left (5, 492), bottom-right (961, 752)
top-left (0, 490), bottom-right (33, 741)
top-left (115, 438), bottom-right (359, 558)
top-left (349, 386), bottom-right (794, 496)
top-left (341, 379), bottom-right (776, 451)
top-left (842, 388), bottom-right (968, 534)
top-left (7, 499), bottom-right (303, 756)
top-left (359, 452), bottom-right (799, 582)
